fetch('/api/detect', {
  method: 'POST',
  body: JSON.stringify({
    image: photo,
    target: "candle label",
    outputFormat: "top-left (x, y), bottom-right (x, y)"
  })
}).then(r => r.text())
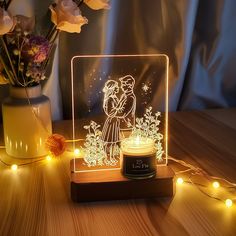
top-left (122, 154), bottom-right (156, 178)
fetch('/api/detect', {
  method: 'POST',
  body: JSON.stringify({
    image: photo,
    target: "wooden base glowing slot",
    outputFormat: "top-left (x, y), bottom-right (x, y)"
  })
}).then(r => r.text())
top-left (70, 159), bottom-right (175, 202)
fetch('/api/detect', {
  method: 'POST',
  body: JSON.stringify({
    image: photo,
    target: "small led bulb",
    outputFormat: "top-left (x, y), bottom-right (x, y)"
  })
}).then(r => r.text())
top-left (46, 155), bottom-right (52, 161)
top-left (212, 181), bottom-right (220, 189)
top-left (225, 199), bottom-right (233, 208)
top-left (11, 164), bottom-right (18, 171)
top-left (74, 148), bottom-right (80, 156)
top-left (177, 177), bottom-right (184, 185)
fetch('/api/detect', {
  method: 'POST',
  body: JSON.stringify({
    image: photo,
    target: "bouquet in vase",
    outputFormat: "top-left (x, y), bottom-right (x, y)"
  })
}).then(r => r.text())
top-left (0, 0), bottom-right (109, 87)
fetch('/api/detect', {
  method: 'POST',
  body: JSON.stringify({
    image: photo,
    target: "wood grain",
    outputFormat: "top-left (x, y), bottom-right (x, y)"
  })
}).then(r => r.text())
top-left (0, 108), bottom-right (236, 236)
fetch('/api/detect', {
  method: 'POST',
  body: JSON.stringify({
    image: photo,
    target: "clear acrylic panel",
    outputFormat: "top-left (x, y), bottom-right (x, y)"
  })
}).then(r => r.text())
top-left (71, 54), bottom-right (169, 173)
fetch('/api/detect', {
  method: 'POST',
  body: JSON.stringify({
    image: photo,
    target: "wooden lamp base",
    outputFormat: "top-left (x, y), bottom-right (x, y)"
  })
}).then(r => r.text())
top-left (70, 159), bottom-right (175, 202)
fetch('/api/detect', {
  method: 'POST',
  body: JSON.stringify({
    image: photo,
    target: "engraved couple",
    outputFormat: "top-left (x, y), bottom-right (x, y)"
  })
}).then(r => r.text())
top-left (101, 75), bottom-right (136, 164)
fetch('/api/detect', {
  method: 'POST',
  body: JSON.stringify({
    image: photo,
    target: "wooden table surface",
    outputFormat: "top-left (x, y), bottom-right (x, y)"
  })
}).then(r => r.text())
top-left (0, 108), bottom-right (236, 236)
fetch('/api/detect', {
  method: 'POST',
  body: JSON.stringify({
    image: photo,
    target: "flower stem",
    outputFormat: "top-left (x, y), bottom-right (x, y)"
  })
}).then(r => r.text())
top-left (5, 0), bottom-right (12, 9)
top-left (46, 25), bottom-right (57, 41)
top-left (73, 0), bottom-right (84, 7)
top-left (43, 30), bottom-right (59, 70)
top-left (0, 1), bottom-right (5, 8)
top-left (17, 36), bottom-right (25, 79)
top-left (0, 36), bottom-right (18, 85)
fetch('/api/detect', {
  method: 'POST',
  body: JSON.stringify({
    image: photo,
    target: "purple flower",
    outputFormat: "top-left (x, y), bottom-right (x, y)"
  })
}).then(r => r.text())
top-left (23, 35), bottom-right (50, 63)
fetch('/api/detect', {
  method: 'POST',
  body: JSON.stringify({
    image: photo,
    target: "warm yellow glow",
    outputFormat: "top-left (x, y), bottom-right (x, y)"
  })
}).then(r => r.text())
top-left (134, 136), bottom-right (141, 145)
top-left (177, 177), bottom-right (184, 185)
top-left (225, 199), bottom-right (233, 208)
top-left (11, 164), bottom-right (18, 171)
top-left (74, 148), bottom-right (80, 156)
top-left (212, 181), bottom-right (220, 189)
top-left (46, 155), bottom-right (52, 161)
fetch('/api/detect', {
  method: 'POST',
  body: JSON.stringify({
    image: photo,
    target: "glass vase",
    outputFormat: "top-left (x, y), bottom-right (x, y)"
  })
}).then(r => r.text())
top-left (2, 85), bottom-right (52, 158)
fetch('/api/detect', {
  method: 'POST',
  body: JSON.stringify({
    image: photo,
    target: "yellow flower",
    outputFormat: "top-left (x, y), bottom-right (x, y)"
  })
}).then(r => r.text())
top-left (49, 0), bottom-right (88, 33)
top-left (0, 73), bottom-right (8, 84)
top-left (84, 0), bottom-right (110, 10)
top-left (0, 8), bottom-right (15, 35)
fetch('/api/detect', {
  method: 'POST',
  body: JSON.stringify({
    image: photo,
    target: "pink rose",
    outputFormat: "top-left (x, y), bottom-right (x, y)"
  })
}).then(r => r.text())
top-left (0, 8), bottom-right (15, 35)
top-left (49, 0), bottom-right (88, 33)
top-left (84, 0), bottom-right (110, 10)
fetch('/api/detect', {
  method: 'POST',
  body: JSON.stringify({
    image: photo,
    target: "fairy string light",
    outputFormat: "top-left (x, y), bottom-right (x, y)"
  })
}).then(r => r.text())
top-left (169, 156), bottom-right (236, 188)
top-left (169, 156), bottom-right (236, 207)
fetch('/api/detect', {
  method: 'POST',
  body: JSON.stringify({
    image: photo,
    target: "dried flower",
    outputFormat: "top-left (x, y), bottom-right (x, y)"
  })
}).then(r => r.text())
top-left (0, 7), bottom-right (15, 35)
top-left (22, 36), bottom-right (50, 63)
top-left (26, 65), bottom-right (46, 83)
top-left (49, 0), bottom-right (88, 33)
top-left (84, 0), bottom-right (110, 10)
top-left (13, 49), bottom-right (19, 55)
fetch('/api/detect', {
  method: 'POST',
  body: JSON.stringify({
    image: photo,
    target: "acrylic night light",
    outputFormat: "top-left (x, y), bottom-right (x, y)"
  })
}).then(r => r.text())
top-left (70, 54), bottom-right (174, 202)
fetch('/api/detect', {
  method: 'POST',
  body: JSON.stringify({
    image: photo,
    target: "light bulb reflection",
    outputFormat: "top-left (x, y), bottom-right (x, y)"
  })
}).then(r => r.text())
top-left (134, 136), bottom-right (141, 145)
top-left (46, 155), bottom-right (52, 161)
top-left (74, 148), bottom-right (80, 156)
top-left (177, 177), bottom-right (184, 185)
top-left (212, 181), bottom-right (220, 189)
top-left (225, 199), bottom-right (233, 208)
top-left (11, 164), bottom-right (18, 171)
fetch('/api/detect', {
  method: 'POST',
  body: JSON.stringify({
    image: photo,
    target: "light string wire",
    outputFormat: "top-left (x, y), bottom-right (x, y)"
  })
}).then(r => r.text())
top-left (169, 156), bottom-right (236, 203)
top-left (65, 138), bottom-right (84, 143)
top-left (0, 157), bottom-right (45, 167)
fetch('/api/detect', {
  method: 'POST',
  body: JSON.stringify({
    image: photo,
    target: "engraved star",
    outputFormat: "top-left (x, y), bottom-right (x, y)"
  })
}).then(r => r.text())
top-left (142, 84), bottom-right (149, 92)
